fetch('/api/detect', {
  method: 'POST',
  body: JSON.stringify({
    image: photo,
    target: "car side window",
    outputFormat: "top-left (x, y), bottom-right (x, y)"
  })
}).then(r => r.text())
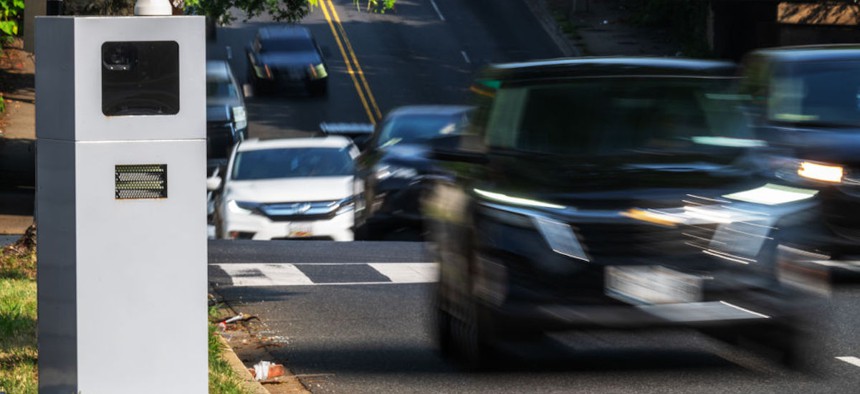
top-left (484, 88), bottom-right (527, 148)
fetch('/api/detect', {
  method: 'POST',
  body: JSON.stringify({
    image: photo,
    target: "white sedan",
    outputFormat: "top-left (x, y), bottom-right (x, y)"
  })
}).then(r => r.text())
top-left (209, 136), bottom-right (358, 241)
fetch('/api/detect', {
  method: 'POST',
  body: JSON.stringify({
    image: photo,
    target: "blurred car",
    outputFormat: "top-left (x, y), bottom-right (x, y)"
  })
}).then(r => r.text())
top-left (208, 136), bottom-right (358, 241)
top-left (353, 105), bottom-right (472, 239)
top-left (207, 60), bottom-right (247, 161)
top-left (425, 58), bottom-right (826, 368)
top-left (246, 25), bottom-right (328, 97)
top-left (740, 45), bottom-right (860, 280)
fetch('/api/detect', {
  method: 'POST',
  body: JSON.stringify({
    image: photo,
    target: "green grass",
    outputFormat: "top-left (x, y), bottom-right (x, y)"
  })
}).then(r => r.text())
top-left (0, 236), bottom-right (251, 394)
top-left (209, 306), bottom-right (253, 394)
top-left (0, 279), bottom-right (38, 394)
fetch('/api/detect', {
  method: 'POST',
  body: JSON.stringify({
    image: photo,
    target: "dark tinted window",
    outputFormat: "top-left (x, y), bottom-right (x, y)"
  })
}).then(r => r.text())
top-left (207, 81), bottom-right (240, 99)
top-left (232, 147), bottom-right (354, 180)
top-left (486, 78), bottom-right (755, 156)
top-left (768, 60), bottom-right (860, 126)
top-left (378, 113), bottom-right (465, 147)
top-left (260, 37), bottom-right (316, 53)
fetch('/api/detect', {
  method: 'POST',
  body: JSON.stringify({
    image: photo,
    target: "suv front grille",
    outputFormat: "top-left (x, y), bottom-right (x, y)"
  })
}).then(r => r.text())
top-left (260, 200), bottom-right (340, 222)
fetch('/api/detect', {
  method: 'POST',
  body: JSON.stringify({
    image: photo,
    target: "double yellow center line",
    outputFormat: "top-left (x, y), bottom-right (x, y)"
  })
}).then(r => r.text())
top-left (320, 0), bottom-right (382, 124)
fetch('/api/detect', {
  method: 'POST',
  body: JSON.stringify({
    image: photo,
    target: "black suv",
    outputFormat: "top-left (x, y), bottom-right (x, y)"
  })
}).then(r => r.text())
top-left (741, 45), bottom-right (860, 280)
top-left (425, 58), bottom-right (825, 367)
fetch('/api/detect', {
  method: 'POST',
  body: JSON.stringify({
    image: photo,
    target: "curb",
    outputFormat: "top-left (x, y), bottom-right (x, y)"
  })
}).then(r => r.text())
top-left (216, 333), bottom-right (271, 394)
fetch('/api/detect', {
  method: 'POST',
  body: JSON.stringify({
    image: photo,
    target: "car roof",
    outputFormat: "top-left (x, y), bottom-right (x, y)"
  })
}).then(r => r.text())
top-left (206, 60), bottom-right (232, 81)
top-left (237, 136), bottom-right (352, 152)
top-left (747, 44), bottom-right (860, 63)
top-left (478, 57), bottom-right (738, 83)
top-left (386, 105), bottom-right (473, 118)
top-left (257, 25), bottom-right (313, 41)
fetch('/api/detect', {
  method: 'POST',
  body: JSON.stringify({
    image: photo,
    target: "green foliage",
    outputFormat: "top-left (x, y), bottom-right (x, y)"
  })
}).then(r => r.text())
top-left (63, 0), bottom-right (136, 16)
top-left (184, 0), bottom-right (396, 26)
top-left (0, 0), bottom-right (24, 36)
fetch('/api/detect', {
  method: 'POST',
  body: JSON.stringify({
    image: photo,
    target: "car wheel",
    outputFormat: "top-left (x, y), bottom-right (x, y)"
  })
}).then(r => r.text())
top-left (436, 254), bottom-right (500, 369)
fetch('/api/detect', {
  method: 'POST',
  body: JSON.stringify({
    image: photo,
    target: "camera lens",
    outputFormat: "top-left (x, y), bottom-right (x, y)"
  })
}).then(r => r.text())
top-left (102, 43), bottom-right (137, 71)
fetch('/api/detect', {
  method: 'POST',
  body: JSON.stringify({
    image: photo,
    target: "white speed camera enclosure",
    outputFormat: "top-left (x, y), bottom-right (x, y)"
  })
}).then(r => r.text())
top-left (36, 16), bottom-right (206, 394)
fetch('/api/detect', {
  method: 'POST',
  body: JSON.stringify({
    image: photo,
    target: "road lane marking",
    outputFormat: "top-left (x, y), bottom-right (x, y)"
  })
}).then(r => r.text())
top-left (461, 50), bottom-right (470, 64)
top-left (217, 263), bottom-right (314, 287)
top-left (429, 0), bottom-right (446, 21)
top-left (837, 356), bottom-right (860, 368)
top-left (369, 263), bottom-right (439, 283)
top-left (323, 0), bottom-right (383, 122)
top-left (214, 263), bottom-right (437, 287)
top-left (325, 0), bottom-right (382, 119)
top-left (320, 2), bottom-right (376, 124)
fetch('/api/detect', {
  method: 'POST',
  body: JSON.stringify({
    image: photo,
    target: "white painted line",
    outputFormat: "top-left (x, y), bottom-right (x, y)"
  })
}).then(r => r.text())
top-left (461, 50), bottom-right (471, 64)
top-left (719, 301), bottom-right (771, 319)
top-left (226, 45), bottom-right (233, 60)
top-left (429, 0), bottom-right (446, 21)
top-left (217, 264), bottom-right (313, 287)
top-left (369, 262), bottom-right (439, 283)
top-left (837, 356), bottom-right (860, 368)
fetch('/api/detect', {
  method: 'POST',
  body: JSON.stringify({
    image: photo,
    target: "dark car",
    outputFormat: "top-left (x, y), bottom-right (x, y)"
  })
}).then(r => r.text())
top-left (353, 105), bottom-right (472, 239)
top-left (425, 58), bottom-right (826, 368)
top-left (207, 60), bottom-right (247, 161)
top-left (246, 25), bottom-right (328, 97)
top-left (740, 45), bottom-right (860, 280)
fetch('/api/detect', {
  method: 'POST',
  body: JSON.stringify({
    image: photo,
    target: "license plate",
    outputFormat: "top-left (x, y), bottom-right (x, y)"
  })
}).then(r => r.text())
top-left (288, 223), bottom-right (313, 238)
top-left (606, 266), bottom-right (702, 305)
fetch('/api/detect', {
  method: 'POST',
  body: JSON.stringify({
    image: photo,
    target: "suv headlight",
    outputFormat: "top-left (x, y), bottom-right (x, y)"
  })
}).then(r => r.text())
top-left (227, 200), bottom-right (259, 214)
top-left (798, 161), bottom-right (844, 183)
top-left (232, 106), bottom-right (247, 131)
top-left (309, 63), bottom-right (328, 80)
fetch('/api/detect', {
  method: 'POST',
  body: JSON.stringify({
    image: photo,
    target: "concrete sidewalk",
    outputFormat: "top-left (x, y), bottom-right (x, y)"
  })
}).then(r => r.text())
top-left (0, 41), bottom-right (35, 235)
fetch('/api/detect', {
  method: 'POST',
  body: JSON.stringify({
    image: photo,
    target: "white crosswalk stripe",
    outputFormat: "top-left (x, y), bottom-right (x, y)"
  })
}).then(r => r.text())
top-left (837, 356), bottom-right (860, 368)
top-left (217, 264), bottom-right (314, 287)
top-left (369, 263), bottom-right (439, 283)
top-left (214, 263), bottom-right (438, 287)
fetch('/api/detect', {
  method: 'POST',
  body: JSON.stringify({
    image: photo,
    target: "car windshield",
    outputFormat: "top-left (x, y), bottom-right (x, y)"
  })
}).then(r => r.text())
top-left (486, 77), bottom-right (757, 156)
top-left (377, 113), bottom-right (464, 148)
top-left (207, 80), bottom-right (240, 99)
top-left (260, 37), bottom-right (316, 53)
top-left (231, 147), bottom-right (354, 180)
top-left (768, 60), bottom-right (860, 127)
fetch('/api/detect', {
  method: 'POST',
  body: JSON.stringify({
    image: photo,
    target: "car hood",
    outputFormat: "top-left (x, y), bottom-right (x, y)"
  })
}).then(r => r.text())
top-left (758, 125), bottom-right (860, 165)
top-left (225, 176), bottom-right (353, 203)
top-left (258, 52), bottom-right (322, 68)
top-left (483, 152), bottom-right (763, 210)
top-left (207, 105), bottom-right (232, 122)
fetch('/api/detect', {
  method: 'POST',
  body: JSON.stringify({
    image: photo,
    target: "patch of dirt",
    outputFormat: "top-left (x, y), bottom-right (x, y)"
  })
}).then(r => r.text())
top-left (0, 38), bottom-right (35, 134)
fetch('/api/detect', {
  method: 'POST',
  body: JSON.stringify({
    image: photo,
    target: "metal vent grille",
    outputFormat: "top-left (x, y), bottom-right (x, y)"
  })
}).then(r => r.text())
top-left (115, 164), bottom-right (167, 199)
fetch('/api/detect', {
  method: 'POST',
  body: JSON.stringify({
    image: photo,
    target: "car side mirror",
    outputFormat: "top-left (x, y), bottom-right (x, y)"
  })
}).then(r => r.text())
top-left (206, 175), bottom-right (223, 191)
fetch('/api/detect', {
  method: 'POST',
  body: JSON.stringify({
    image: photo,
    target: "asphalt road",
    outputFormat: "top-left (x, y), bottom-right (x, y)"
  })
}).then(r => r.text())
top-left (206, 1), bottom-right (860, 392)
top-left (210, 240), bottom-right (860, 393)
top-left (206, 0), bottom-right (561, 139)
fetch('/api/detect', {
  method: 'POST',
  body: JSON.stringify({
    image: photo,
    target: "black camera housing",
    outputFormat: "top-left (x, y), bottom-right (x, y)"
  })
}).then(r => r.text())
top-left (102, 41), bottom-right (180, 116)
